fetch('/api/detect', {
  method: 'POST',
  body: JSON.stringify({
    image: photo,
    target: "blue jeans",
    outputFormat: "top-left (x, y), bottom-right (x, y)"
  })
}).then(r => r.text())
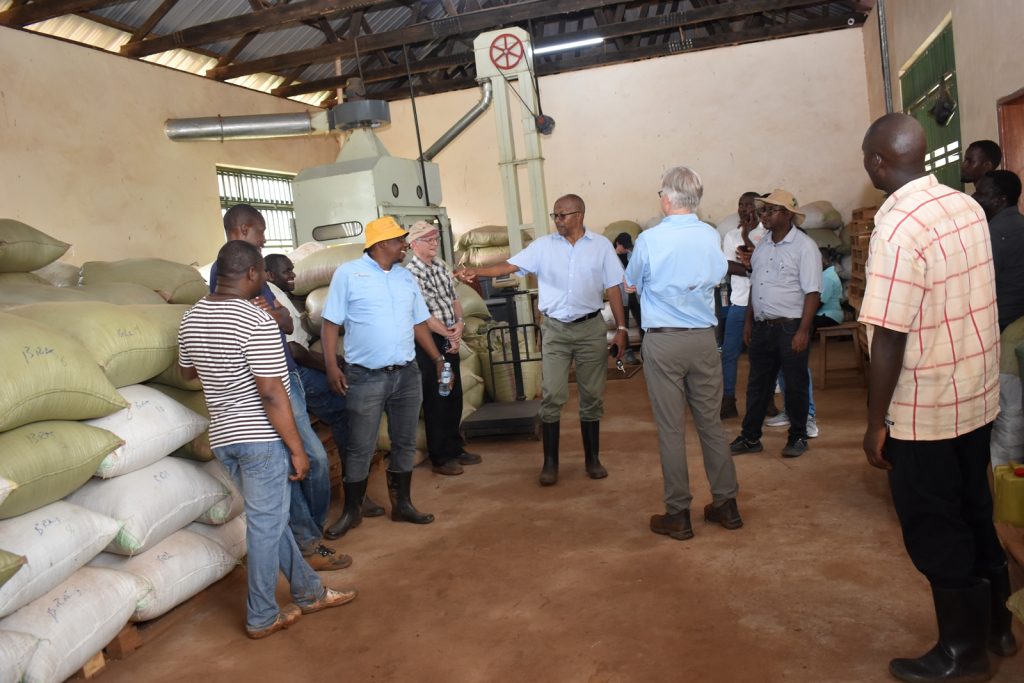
top-left (777, 368), bottom-right (816, 418)
top-left (720, 304), bottom-right (746, 397)
top-left (288, 370), bottom-right (331, 554)
top-left (344, 362), bottom-right (422, 481)
top-left (213, 439), bottom-right (324, 631)
top-left (297, 365), bottom-right (348, 459)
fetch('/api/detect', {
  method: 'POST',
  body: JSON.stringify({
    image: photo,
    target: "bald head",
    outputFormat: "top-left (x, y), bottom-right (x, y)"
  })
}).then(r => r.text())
top-left (862, 113), bottom-right (928, 193)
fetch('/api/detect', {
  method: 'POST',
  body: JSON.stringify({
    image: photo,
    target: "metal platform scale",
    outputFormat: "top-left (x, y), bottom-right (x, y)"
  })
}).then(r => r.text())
top-left (462, 283), bottom-right (542, 440)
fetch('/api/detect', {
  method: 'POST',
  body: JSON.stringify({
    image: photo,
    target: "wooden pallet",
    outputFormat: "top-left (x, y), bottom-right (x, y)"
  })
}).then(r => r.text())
top-left (74, 587), bottom-right (213, 679)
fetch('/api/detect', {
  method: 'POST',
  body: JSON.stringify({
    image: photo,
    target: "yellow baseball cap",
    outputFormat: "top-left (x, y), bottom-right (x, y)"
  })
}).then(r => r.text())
top-left (364, 216), bottom-right (408, 249)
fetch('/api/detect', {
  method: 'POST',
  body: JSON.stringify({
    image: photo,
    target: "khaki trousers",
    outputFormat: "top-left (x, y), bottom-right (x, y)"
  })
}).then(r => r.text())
top-left (642, 328), bottom-right (739, 514)
top-left (539, 314), bottom-right (607, 423)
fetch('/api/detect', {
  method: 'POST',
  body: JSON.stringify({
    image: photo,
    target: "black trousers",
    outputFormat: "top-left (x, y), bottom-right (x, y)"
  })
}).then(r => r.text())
top-left (887, 423), bottom-right (1006, 588)
top-left (623, 292), bottom-right (643, 344)
top-left (741, 319), bottom-right (810, 441)
top-left (414, 332), bottom-right (465, 466)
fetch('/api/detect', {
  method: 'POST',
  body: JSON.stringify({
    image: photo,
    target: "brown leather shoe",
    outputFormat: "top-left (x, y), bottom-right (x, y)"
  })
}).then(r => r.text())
top-left (246, 604), bottom-right (301, 640)
top-left (300, 587), bottom-right (358, 615)
top-left (703, 498), bottom-right (743, 530)
top-left (455, 451), bottom-right (482, 465)
top-left (304, 544), bottom-right (353, 571)
top-left (650, 509), bottom-right (693, 540)
top-left (431, 460), bottom-right (464, 476)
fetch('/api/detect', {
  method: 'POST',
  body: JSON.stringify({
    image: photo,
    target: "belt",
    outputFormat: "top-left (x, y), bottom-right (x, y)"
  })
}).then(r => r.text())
top-left (754, 317), bottom-right (799, 326)
top-left (352, 362), bottom-right (411, 373)
top-left (647, 326), bottom-right (708, 333)
top-left (563, 310), bottom-right (601, 324)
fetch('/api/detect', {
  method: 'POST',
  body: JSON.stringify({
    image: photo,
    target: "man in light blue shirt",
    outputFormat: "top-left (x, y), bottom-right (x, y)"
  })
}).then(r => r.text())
top-left (320, 216), bottom-right (447, 539)
top-left (625, 166), bottom-right (742, 541)
top-left (457, 194), bottom-right (627, 486)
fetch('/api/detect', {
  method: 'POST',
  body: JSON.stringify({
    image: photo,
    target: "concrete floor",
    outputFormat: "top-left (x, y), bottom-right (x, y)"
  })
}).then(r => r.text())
top-left (99, 342), bottom-right (1023, 683)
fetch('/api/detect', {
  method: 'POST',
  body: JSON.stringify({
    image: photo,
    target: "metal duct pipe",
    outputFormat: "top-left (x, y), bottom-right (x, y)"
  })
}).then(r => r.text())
top-left (165, 112), bottom-right (329, 141)
top-left (420, 81), bottom-right (493, 161)
top-left (877, 0), bottom-right (894, 114)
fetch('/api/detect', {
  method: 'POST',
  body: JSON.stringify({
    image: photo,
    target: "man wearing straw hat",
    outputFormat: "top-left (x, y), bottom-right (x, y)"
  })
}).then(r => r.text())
top-left (729, 189), bottom-right (821, 459)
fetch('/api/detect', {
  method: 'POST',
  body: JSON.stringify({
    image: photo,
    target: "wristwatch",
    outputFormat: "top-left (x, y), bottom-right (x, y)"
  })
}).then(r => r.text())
top-left (616, 326), bottom-right (628, 332)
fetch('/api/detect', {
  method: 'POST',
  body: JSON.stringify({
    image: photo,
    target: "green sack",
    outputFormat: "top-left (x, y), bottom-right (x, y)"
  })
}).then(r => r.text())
top-left (0, 311), bottom-right (128, 431)
top-left (0, 219), bottom-right (70, 273)
top-left (8, 302), bottom-right (178, 388)
top-left (0, 421), bottom-right (123, 519)
top-left (0, 548), bottom-right (27, 587)
top-left (81, 258), bottom-right (207, 304)
top-left (292, 243), bottom-right (365, 296)
top-left (74, 282), bottom-right (169, 305)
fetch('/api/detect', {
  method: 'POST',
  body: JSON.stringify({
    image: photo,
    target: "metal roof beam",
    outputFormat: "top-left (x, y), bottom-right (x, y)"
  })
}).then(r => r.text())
top-left (120, 0), bottom-right (391, 58)
top-left (0, 0), bottom-right (131, 27)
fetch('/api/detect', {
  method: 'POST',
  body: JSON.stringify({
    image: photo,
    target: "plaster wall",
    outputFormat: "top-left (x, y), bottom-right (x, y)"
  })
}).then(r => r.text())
top-left (863, 0), bottom-right (1024, 146)
top-left (375, 28), bottom-right (875, 237)
top-left (0, 26), bottom-right (339, 266)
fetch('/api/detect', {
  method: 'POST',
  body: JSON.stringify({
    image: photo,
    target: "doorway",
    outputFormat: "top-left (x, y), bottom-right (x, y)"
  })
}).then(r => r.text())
top-left (998, 88), bottom-right (1024, 211)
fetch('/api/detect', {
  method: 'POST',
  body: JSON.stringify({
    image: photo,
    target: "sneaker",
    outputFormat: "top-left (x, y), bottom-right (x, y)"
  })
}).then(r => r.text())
top-left (455, 451), bottom-right (483, 465)
top-left (431, 460), bottom-right (464, 476)
top-left (246, 604), bottom-right (301, 640)
top-left (305, 544), bottom-right (352, 572)
top-left (781, 437), bottom-right (809, 458)
top-left (806, 418), bottom-right (819, 439)
top-left (300, 587), bottom-right (358, 615)
top-left (765, 412), bottom-right (790, 428)
top-left (729, 435), bottom-right (763, 454)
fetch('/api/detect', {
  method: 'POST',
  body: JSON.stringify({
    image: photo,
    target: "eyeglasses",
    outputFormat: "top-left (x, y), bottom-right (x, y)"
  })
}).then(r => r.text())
top-left (415, 236), bottom-right (439, 244)
top-left (657, 190), bottom-right (664, 198)
top-left (757, 205), bottom-right (787, 216)
top-left (549, 211), bottom-right (581, 221)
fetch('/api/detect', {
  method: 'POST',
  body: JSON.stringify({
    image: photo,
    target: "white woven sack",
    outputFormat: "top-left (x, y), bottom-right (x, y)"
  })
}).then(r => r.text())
top-left (86, 385), bottom-right (209, 478)
top-left (0, 567), bottom-right (146, 683)
top-left (0, 479), bottom-right (12, 508)
top-left (194, 459), bottom-right (244, 525)
top-left (0, 631), bottom-right (40, 683)
top-left (0, 501), bottom-right (121, 619)
top-left (89, 529), bottom-right (237, 621)
top-left (187, 514), bottom-right (247, 560)
top-left (65, 459), bottom-right (227, 556)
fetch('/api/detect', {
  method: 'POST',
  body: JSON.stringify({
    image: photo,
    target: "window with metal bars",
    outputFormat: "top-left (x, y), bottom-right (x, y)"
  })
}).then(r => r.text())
top-left (217, 167), bottom-right (297, 249)
top-left (900, 23), bottom-right (963, 190)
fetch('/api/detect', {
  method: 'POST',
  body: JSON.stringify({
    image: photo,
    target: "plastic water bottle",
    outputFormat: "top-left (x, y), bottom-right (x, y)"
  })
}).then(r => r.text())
top-left (439, 362), bottom-right (453, 397)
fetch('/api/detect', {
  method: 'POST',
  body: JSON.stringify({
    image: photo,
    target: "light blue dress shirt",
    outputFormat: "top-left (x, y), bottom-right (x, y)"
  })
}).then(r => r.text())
top-left (817, 265), bottom-right (843, 323)
top-left (749, 225), bottom-right (823, 320)
top-left (624, 213), bottom-right (726, 329)
top-left (322, 254), bottom-right (431, 369)
top-left (508, 229), bottom-right (624, 323)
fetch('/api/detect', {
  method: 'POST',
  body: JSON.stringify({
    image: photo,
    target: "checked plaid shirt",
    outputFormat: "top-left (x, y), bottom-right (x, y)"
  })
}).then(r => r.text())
top-left (405, 253), bottom-right (458, 327)
top-left (859, 174), bottom-right (999, 441)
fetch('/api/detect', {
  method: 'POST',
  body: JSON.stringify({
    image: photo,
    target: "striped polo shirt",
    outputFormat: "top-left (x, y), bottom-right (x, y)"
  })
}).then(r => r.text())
top-left (178, 297), bottom-right (291, 448)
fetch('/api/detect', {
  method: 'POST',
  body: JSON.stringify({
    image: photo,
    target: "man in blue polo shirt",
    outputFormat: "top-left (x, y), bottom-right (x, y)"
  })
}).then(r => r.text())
top-left (214, 204), bottom-right (348, 572)
top-left (320, 216), bottom-right (448, 539)
top-left (626, 166), bottom-right (742, 541)
top-left (456, 194), bottom-right (627, 487)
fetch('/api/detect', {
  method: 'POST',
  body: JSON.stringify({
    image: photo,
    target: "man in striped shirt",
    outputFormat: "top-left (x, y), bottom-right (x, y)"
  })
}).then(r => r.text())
top-left (859, 113), bottom-right (1014, 681)
top-left (178, 240), bottom-right (356, 640)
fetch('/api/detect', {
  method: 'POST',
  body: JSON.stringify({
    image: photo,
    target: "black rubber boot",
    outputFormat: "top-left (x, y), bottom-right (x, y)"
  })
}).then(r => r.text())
top-left (980, 564), bottom-right (1018, 657)
top-left (539, 421), bottom-right (559, 486)
top-left (361, 495), bottom-right (385, 518)
top-left (324, 478), bottom-right (366, 540)
top-left (386, 470), bottom-right (434, 524)
top-left (581, 420), bottom-right (607, 479)
top-left (888, 581), bottom-right (992, 683)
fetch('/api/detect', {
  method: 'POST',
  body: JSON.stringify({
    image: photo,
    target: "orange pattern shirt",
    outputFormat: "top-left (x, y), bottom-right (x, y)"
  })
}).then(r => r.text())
top-left (858, 174), bottom-right (999, 440)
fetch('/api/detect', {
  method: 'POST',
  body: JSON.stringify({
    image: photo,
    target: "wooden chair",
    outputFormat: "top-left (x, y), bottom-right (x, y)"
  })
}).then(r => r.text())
top-left (816, 321), bottom-right (866, 389)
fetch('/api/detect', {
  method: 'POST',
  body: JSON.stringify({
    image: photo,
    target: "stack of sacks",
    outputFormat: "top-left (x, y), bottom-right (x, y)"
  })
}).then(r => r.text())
top-left (454, 226), bottom-right (533, 268)
top-left (290, 242), bottom-right (365, 342)
top-left (80, 258), bottom-right (208, 304)
top-left (602, 220), bottom-right (642, 244)
top-left (800, 200), bottom-right (850, 254)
